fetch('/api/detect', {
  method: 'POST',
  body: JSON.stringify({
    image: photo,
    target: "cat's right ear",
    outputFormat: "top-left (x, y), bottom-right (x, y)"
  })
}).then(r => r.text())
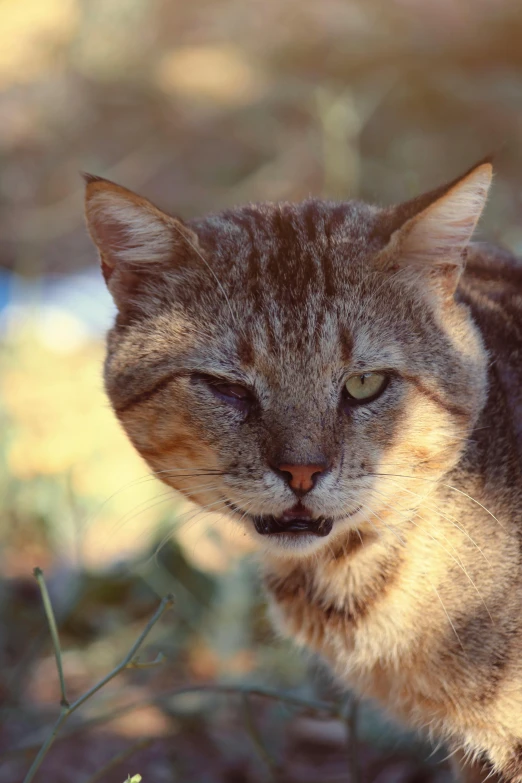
top-left (83, 174), bottom-right (199, 306)
top-left (377, 161), bottom-right (493, 298)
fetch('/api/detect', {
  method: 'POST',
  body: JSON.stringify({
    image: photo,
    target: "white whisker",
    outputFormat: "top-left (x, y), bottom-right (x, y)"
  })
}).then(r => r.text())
top-left (365, 488), bottom-right (493, 624)
top-left (374, 476), bottom-right (491, 564)
top-left (429, 580), bottom-right (465, 653)
top-left (373, 472), bottom-right (505, 530)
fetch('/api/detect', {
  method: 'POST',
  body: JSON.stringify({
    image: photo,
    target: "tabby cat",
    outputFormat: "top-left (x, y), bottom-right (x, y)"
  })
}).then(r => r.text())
top-left (85, 161), bottom-right (522, 783)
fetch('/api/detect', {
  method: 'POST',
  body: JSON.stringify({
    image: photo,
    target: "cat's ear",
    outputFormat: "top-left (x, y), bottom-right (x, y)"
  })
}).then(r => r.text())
top-left (378, 161), bottom-right (493, 295)
top-left (84, 174), bottom-right (199, 304)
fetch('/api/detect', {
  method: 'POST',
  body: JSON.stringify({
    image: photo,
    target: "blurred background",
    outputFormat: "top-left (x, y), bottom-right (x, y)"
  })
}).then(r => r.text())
top-left (2, 0), bottom-right (522, 780)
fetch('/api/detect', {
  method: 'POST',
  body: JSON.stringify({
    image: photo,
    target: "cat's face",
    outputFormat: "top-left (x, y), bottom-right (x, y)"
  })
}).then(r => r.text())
top-left (85, 164), bottom-right (491, 558)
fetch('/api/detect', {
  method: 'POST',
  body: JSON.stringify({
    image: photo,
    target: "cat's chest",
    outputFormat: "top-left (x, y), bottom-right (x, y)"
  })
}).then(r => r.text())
top-left (263, 541), bottom-right (451, 716)
top-left (264, 543), bottom-right (417, 668)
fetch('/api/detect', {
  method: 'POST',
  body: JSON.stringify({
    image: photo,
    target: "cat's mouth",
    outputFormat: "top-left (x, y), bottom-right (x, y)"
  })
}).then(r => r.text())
top-left (225, 500), bottom-right (334, 537)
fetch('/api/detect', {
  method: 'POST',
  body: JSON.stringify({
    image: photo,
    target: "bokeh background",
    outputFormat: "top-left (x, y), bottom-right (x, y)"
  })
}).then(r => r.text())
top-left (2, 0), bottom-right (522, 780)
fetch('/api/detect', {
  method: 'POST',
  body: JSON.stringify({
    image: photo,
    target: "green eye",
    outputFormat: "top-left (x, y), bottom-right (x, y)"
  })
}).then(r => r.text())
top-left (344, 372), bottom-right (388, 404)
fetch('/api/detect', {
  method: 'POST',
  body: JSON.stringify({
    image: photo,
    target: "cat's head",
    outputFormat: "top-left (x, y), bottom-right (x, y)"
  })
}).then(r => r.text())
top-left (85, 162), bottom-right (491, 559)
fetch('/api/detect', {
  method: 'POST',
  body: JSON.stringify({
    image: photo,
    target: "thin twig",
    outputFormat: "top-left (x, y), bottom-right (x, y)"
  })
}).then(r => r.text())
top-left (22, 573), bottom-right (173, 783)
top-left (22, 707), bottom-right (72, 783)
top-left (82, 737), bottom-right (153, 783)
top-left (32, 568), bottom-right (68, 707)
top-left (242, 693), bottom-right (280, 780)
top-left (126, 652), bottom-right (166, 669)
top-left (68, 596), bottom-right (173, 715)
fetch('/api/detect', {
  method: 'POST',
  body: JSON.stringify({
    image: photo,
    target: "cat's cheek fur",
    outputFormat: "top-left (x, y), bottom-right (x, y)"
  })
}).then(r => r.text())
top-left (115, 395), bottom-right (225, 505)
top-left (381, 392), bottom-right (469, 473)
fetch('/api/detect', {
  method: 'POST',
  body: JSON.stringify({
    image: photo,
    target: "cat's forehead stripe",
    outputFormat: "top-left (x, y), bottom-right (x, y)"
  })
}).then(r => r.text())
top-left (195, 202), bottom-right (364, 365)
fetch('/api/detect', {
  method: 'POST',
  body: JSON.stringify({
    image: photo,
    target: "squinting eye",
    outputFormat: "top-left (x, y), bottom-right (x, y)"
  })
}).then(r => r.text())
top-left (194, 373), bottom-right (254, 411)
top-left (343, 372), bottom-right (389, 405)
top-left (213, 382), bottom-right (251, 402)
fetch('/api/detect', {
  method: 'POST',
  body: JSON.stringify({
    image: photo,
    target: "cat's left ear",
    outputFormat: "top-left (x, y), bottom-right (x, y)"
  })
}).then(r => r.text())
top-left (83, 174), bottom-right (199, 283)
top-left (379, 161), bottom-right (493, 294)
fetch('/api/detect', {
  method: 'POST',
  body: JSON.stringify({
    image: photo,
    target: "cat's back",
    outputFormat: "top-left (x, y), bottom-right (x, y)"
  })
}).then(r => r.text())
top-left (458, 242), bottom-right (522, 464)
top-left (462, 241), bottom-right (522, 303)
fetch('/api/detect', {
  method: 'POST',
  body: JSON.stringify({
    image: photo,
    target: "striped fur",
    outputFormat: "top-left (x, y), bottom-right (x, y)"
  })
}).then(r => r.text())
top-left (85, 162), bottom-right (522, 782)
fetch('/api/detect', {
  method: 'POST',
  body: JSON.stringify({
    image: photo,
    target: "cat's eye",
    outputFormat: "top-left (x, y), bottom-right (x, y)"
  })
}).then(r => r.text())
top-left (194, 373), bottom-right (254, 412)
top-left (343, 372), bottom-right (389, 406)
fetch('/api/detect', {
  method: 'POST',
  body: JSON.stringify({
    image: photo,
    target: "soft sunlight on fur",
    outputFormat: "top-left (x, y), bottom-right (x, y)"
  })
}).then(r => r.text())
top-left (85, 161), bottom-right (522, 783)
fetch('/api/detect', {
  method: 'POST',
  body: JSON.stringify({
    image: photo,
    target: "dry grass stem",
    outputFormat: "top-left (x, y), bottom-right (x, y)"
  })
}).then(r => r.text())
top-left (22, 571), bottom-right (173, 783)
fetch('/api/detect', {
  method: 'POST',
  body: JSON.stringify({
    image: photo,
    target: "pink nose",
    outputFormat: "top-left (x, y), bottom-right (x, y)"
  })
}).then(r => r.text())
top-left (277, 464), bottom-right (326, 493)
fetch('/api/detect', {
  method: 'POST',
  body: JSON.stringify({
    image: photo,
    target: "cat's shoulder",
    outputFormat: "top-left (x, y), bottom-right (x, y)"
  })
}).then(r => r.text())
top-left (458, 241), bottom-right (522, 323)
top-left (462, 241), bottom-right (522, 291)
top-left (459, 241), bottom-right (522, 463)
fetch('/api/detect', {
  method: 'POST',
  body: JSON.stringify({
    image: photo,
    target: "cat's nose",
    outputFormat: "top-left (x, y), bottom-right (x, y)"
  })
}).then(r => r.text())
top-left (276, 463), bottom-right (327, 494)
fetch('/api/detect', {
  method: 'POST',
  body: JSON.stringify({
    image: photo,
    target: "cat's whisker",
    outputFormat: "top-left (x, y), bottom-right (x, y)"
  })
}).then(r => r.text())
top-left (97, 493), bottom-right (178, 560)
top-left (363, 493), bottom-right (470, 651)
top-left (149, 497), bottom-right (235, 563)
top-left (365, 488), bottom-right (493, 623)
top-left (171, 491), bottom-right (256, 534)
top-left (371, 476), bottom-right (491, 564)
top-left (150, 468), bottom-right (226, 478)
top-left (362, 515), bottom-right (384, 542)
top-left (100, 491), bottom-right (226, 560)
top-left (166, 495), bottom-right (258, 561)
top-left (371, 472), bottom-right (506, 530)
top-left (368, 483), bottom-right (469, 559)
top-left (106, 482), bottom-right (224, 537)
top-left (173, 494), bottom-right (242, 527)
top-left (406, 517), bottom-right (493, 624)
top-left (78, 467), bottom-right (227, 534)
top-left (106, 487), bottom-right (238, 560)
top-left (114, 493), bottom-right (178, 536)
top-left (355, 499), bottom-right (400, 544)
top-left (369, 509), bottom-right (407, 546)
top-left (235, 501), bottom-right (256, 527)
top-left (428, 579), bottom-right (465, 654)
top-left (367, 488), bottom-right (476, 575)
top-left (185, 498), bottom-right (258, 556)
top-left (107, 489), bottom-right (176, 536)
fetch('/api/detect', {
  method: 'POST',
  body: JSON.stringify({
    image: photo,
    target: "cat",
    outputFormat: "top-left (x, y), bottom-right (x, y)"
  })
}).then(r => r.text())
top-left (84, 160), bottom-right (522, 783)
